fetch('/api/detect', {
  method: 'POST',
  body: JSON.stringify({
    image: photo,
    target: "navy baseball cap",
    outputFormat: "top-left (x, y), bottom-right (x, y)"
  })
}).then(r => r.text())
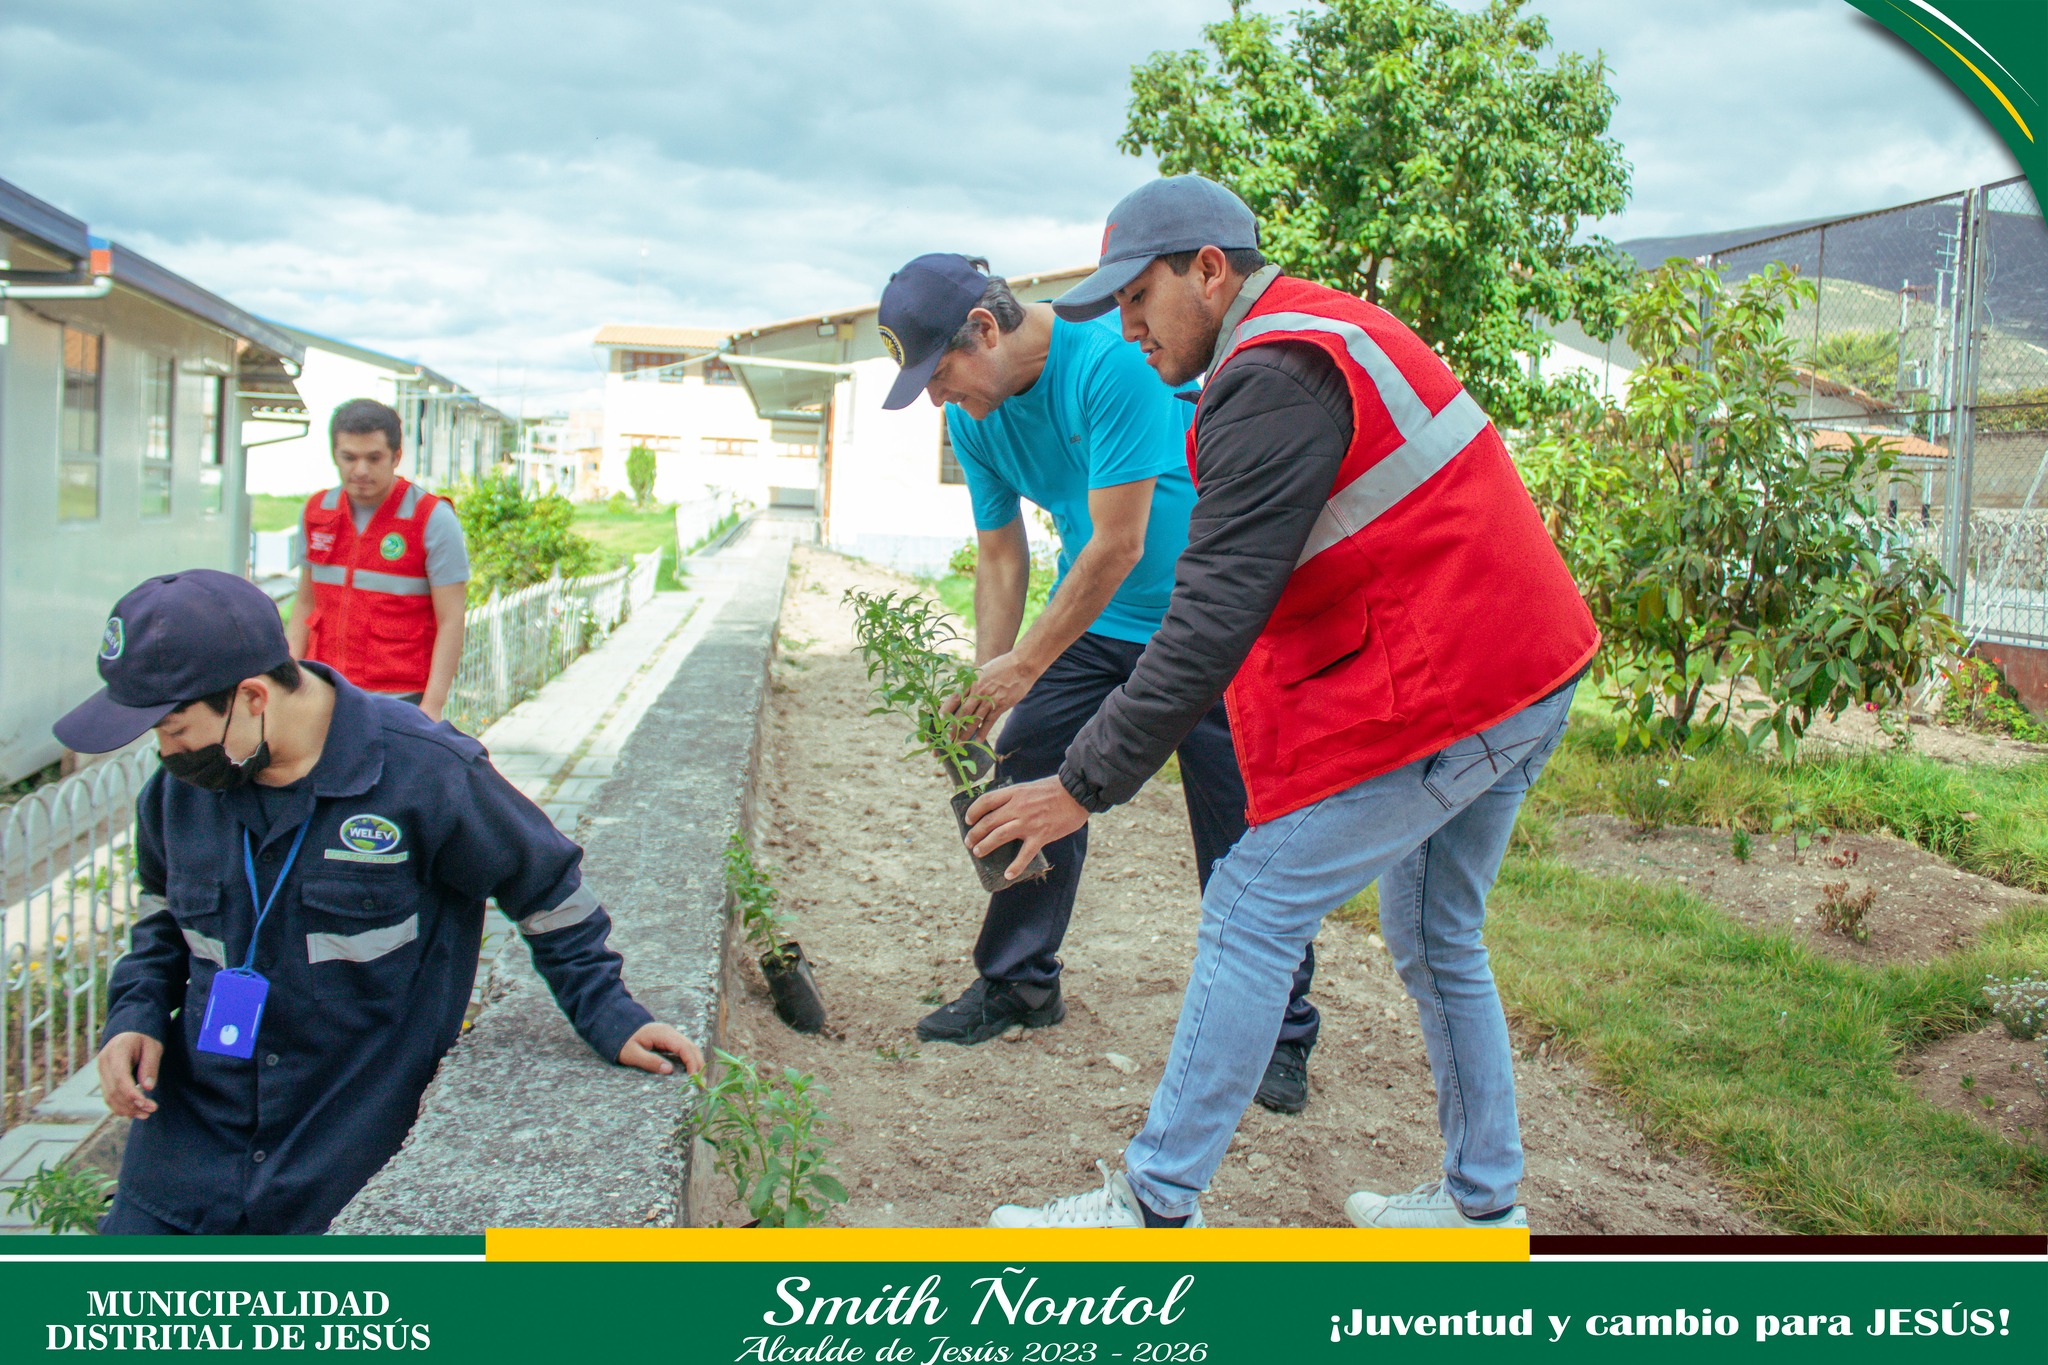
top-left (1054, 175), bottom-right (1260, 322)
top-left (878, 253), bottom-right (993, 410)
top-left (54, 569), bottom-right (293, 754)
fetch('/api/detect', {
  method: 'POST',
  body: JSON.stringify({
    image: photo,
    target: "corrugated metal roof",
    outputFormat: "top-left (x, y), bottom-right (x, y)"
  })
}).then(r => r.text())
top-left (592, 324), bottom-right (729, 350)
top-left (734, 266), bottom-right (1095, 342)
top-left (0, 177), bottom-right (90, 258)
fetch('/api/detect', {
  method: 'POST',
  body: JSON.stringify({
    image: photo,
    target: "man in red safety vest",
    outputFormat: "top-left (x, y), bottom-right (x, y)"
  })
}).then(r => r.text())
top-left (968, 175), bottom-right (1597, 1231)
top-left (286, 399), bottom-right (469, 719)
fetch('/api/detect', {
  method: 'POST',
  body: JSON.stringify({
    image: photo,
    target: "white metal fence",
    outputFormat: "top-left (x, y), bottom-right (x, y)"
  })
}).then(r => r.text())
top-left (1, 549), bottom-right (661, 1131)
top-left (443, 551), bottom-right (661, 735)
top-left (1, 746), bottom-right (156, 1130)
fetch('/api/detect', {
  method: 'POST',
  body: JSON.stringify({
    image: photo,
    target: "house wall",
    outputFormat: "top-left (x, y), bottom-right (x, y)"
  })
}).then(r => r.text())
top-left (0, 237), bottom-right (249, 783)
top-left (598, 362), bottom-right (804, 506)
top-left (823, 352), bottom-right (977, 574)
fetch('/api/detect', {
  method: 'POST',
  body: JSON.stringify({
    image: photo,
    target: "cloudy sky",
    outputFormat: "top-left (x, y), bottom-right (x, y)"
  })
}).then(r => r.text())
top-left (0, 1), bottom-right (2022, 412)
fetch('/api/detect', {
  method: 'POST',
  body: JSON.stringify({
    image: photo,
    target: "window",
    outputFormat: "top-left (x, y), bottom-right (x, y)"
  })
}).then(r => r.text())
top-left (59, 328), bottom-right (103, 521)
top-left (703, 436), bottom-right (756, 457)
top-left (140, 354), bottom-right (175, 518)
top-left (938, 421), bottom-right (965, 485)
top-left (619, 349), bottom-right (686, 382)
top-left (702, 357), bottom-right (739, 386)
top-left (189, 372), bottom-right (227, 514)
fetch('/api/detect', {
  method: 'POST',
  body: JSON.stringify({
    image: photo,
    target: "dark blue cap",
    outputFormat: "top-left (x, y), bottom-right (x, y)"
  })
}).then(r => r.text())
top-left (878, 253), bottom-right (992, 410)
top-left (54, 569), bottom-right (292, 753)
top-left (1054, 175), bottom-right (1260, 322)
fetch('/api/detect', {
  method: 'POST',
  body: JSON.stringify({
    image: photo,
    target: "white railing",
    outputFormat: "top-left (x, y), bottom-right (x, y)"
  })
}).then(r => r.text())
top-left (674, 490), bottom-right (742, 558)
top-left (444, 551), bottom-right (661, 735)
top-left (1, 746), bottom-right (157, 1130)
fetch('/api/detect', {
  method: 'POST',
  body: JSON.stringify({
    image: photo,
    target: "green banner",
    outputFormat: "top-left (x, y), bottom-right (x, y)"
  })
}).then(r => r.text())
top-left (1845, 1), bottom-right (2048, 189)
top-left (1, 1247), bottom-right (2041, 1363)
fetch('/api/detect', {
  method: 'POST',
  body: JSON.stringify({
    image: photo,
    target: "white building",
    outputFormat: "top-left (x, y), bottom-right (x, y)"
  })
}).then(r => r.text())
top-left (243, 324), bottom-right (506, 497)
top-left (593, 324), bottom-right (815, 508)
top-left (718, 268), bottom-right (1092, 574)
top-left (512, 408), bottom-right (604, 499)
top-left (0, 175), bottom-right (306, 784)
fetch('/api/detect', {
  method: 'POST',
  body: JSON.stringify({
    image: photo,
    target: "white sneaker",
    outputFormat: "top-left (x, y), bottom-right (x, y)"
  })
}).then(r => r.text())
top-left (1344, 1180), bottom-right (1528, 1229)
top-left (990, 1161), bottom-right (1207, 1228)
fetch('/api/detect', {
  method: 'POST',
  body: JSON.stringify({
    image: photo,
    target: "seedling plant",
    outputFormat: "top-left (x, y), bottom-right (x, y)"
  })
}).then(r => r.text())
top-left (6, 1163), bottom-right (115, 1235)
top-left (724, 831), bottom-right (790, 966)
top-left (843, 589), bottom-right (995, 794)
top-left (680, 1049), bottom-right (847, 1228)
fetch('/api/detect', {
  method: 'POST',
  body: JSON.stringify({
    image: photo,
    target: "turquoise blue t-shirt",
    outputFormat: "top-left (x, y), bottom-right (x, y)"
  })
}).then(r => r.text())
top-left (946, 316), bottom-right (1198, 645)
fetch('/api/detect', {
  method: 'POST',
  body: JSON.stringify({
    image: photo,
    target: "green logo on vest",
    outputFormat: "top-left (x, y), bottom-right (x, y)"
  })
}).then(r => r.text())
top-left (378, 532), bottom-right (406, 561)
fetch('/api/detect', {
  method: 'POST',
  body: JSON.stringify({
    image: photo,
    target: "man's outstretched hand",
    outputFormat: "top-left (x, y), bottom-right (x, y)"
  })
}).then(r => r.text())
top-left (964, 776), bottom-right (1090, 881)
top-left (98, 1031), bottom-right (164, 1119)
top-left (618, 1022), bottom-right (704, 1076)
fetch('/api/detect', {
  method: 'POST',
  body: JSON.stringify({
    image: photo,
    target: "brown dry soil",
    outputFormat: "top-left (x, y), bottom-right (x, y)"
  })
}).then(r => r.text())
top-left (709, 546), bottom-right (1762, 1232)
top-left (1551, 815), bottom-right (2045, 966)
top-left (1903, 1025), bottom-right (2048, 1151)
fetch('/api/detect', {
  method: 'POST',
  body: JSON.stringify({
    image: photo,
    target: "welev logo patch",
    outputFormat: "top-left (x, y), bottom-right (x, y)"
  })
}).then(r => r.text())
top-left (326, 813), bottom-right (409, 865)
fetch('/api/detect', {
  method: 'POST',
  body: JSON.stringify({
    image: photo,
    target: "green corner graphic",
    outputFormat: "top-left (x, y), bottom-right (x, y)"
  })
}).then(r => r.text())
top-left (1847, 1), bottom-right (2048, 192)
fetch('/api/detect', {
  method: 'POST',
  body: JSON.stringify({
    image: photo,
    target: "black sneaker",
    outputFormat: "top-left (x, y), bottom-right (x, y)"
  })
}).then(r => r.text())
top-left (916, 978), bottom-right (1064, 1045)
top-left (1254, 1039), bottom-right (1311, 1114)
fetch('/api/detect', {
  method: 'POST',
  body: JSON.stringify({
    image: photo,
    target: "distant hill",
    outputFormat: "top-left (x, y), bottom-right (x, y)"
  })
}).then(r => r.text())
top-left (1617, 195), bottom-right (2048, 350)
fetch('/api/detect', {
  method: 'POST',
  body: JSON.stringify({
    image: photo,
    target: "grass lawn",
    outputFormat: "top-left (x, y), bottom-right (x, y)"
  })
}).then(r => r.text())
top-left (250, 493), bottom-right (306, 533)
top-left (571, 502), bottom-right (686, 591)
top-left (923, 571), bottom-right (1049, 638)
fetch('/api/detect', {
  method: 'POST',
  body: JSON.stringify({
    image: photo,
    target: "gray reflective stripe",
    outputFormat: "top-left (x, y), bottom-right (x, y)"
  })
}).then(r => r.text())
top-left (398, 485), bottom-right (423, 518)
top-left (309, 562), bottom-right (348, 585)
top-left (320, 487), bottom-right (342, 510)
top-left (350, 569), bottom-right (431, 596)
top-left (517, 883), bottom-right (600, 936)
top-left (182, 928), bottom-right (227, 967)
top-left (306, 914), bottom-right (419, 965)
top-left (138, 892), bottom-right (168, 918)
top-left (1295, 391), bottom-right (1491, 566)
top-left (1229, 310), bottom-right (1435, 438)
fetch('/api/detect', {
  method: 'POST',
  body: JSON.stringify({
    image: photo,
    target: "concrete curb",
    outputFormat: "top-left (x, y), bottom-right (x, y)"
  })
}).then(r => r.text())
top-left (332, 522), bottom-right (796, 1232)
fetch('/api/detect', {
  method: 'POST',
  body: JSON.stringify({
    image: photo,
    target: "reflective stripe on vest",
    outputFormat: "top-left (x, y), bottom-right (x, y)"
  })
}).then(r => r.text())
top-left (1226, 311), bottom-right (1492, 567)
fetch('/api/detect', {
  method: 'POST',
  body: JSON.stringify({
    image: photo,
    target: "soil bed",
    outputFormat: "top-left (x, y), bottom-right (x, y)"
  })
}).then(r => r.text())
top-left (1552, 815), bottom-right (2045, 965)
top-left (714, 547), bottom-right (1760, 1232)
top-left (1902, 1025), bottom-right (2048, 1150)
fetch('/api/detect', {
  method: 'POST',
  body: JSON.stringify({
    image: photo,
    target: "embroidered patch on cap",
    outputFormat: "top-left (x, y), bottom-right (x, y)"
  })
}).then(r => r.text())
top-left (878, 325), bottom-right (904, 367)
top-left (99, 617), bottom-right (125, 661)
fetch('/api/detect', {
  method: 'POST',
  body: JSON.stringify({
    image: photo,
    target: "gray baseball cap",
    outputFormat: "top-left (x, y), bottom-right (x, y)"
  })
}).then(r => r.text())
top-left (1053, 175), bottom-right (1260, 322)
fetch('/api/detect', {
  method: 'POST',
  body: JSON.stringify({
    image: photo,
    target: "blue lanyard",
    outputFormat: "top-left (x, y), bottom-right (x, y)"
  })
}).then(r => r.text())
top-left (238, 820), bottom-right (311, 974)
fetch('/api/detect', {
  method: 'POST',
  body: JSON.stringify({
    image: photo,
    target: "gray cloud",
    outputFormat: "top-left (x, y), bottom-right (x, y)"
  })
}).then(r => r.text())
top-left (0, 1), bottom-right (2021, 410)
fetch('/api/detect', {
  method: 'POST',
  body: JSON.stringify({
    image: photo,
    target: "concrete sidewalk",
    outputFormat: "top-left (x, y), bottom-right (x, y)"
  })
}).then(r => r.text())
top-left (335, 513), bottom-right (804, 1232)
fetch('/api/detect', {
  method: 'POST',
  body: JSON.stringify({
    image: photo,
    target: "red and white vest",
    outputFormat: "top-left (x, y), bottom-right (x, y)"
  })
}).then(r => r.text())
top-left (301, 478), bottom-right (444, 694)
top-left (1197, 276), bottom-right (1599, 824)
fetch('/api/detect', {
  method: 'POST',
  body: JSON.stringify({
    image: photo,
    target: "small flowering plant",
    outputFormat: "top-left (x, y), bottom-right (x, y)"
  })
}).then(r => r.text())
top-left (1984, 975), bottom-right (2047, 1042)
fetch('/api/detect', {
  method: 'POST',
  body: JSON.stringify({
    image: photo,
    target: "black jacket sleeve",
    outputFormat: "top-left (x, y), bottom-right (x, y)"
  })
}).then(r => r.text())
top-left (430, 753), bottom-right (653, 1064)
top-left (101, 772), bottom-right (187, 1045)
top-left (1059, 341), bottom-right (1354, 811)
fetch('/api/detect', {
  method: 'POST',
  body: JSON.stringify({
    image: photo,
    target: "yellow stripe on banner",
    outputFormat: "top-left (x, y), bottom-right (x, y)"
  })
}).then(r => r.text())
top-left (1896, 6), bottom-right (2034, 141)
top-left (487, 1228), bottom-right (1526, 1263)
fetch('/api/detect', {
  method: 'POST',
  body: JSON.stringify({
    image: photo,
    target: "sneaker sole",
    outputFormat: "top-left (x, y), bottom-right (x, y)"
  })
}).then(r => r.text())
top-left (1253, 1085), bottom-right (1307, 1115)
top-left (918, 999), bottom-right (1066, 1046)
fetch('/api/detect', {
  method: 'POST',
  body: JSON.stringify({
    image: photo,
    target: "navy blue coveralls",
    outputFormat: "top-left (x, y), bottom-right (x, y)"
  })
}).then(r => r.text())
top-left (99, 665), bottom-right (653, 1234)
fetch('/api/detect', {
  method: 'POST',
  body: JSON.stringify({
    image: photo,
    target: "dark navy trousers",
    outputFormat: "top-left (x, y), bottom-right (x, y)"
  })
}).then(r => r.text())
top-left (976, 631), bottom-right (1319, 1048)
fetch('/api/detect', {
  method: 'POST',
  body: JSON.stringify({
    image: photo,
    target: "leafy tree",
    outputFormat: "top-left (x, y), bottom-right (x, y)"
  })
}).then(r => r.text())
top-left (1123, 0), bottom-right (1632, 424)
top-left (626, 444), bottom-right (658, 505)
top-left (1520, 260), bottom-right (1960, 753)
top-left (451, 474), bottom-right (603, 604)
top-left (1805, 329), bottom-right (1900, 401)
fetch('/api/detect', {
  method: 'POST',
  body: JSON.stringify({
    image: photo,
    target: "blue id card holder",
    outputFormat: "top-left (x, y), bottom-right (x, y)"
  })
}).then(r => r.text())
top-left (196, 969), bottom-right (270, 1058)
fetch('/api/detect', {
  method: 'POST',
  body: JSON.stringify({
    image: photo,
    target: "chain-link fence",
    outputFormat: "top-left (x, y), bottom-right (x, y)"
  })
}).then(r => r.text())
top-left (2, 549), bottom-right (661, 1132)
top-left (1705, 175), bottom-right (2048, 648)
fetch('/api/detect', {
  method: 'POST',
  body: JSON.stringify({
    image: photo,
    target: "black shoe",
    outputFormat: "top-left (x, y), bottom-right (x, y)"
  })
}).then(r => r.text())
top-left (916, 978), bottom-right (1064, 1045)
top-left (1254, 1039), bottom-right (1311, 1114)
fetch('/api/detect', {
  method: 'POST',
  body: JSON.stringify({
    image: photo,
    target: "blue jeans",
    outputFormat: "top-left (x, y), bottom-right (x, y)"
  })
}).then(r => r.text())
top-left (984, 632), bottom-right (1319, 1047)
top-left (1123, 683), bottom-right (1576, 1219)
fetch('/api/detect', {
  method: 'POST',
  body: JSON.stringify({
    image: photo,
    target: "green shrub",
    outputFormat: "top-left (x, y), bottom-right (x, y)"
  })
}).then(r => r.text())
top-left (452, 475), bottom-right (603, 604)
top-left (6, 1164), bottom-right (115, 1235)
top-left (1940, 657), bottom-right (2048, 743)
top-left (1521, 261), bottom-right (1960, 754)
top-left (680, 1050), bottom-right (846, 1227)
top-left (626, 445), bottom-right (657, 506)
